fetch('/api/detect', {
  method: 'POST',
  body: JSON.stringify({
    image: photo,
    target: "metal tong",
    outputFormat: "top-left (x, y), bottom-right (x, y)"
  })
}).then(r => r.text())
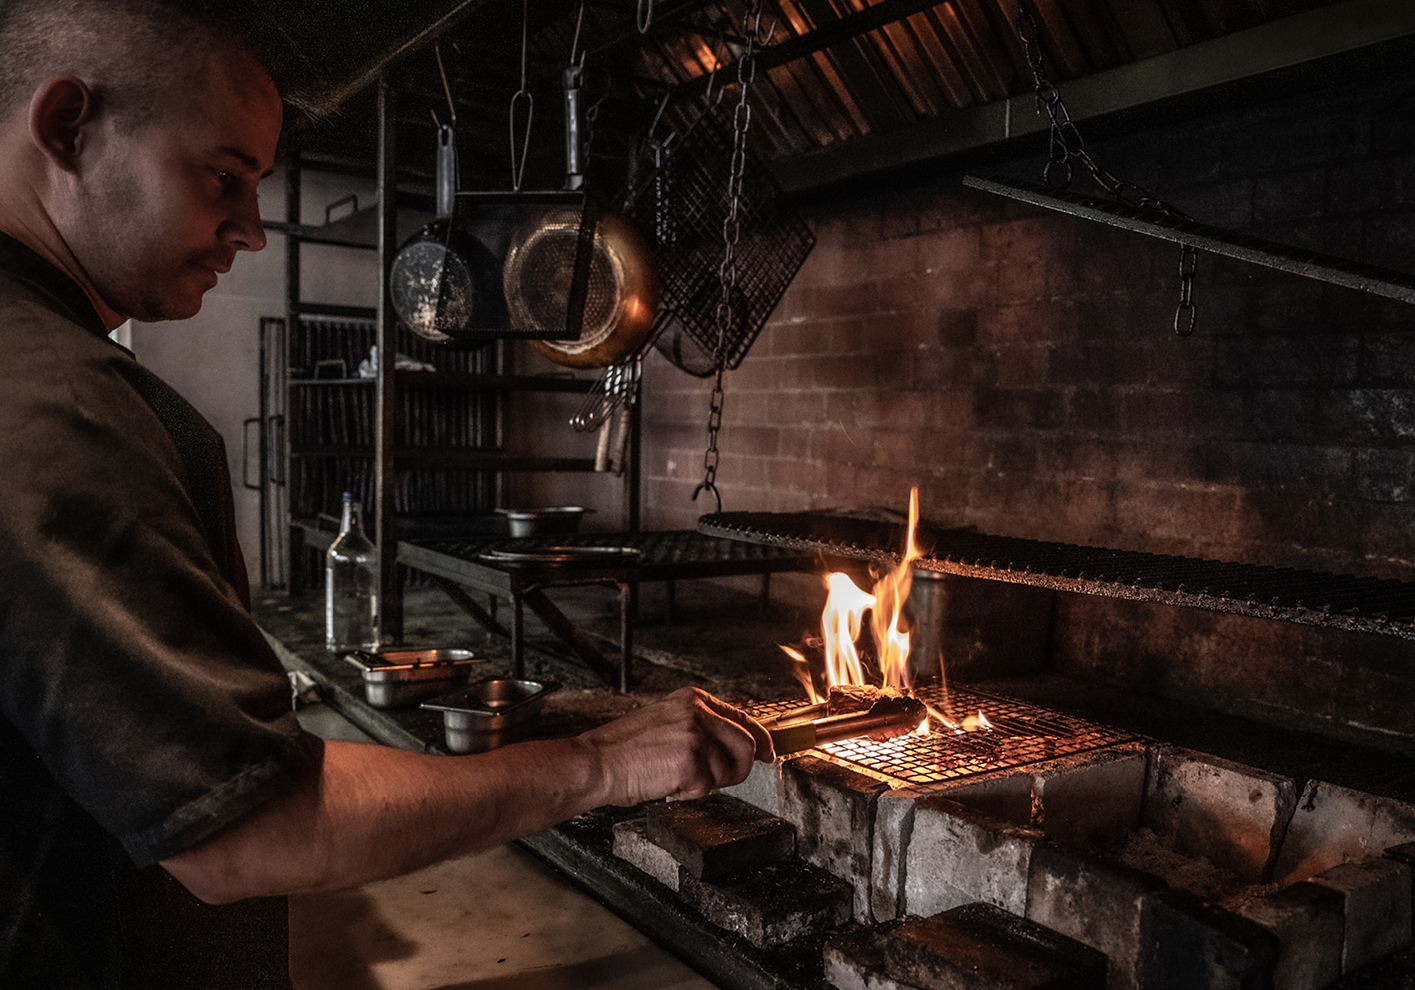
top-left (762, 695), bottom-right (928, 756)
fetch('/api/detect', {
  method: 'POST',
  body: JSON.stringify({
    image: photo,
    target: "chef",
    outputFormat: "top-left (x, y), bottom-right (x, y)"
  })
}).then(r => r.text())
top-left (0, 2), bottom-right (772, 987)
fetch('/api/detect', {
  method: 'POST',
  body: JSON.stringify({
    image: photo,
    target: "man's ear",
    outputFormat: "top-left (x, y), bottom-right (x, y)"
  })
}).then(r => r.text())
top-left (29, 76), bottom-right (98, 171)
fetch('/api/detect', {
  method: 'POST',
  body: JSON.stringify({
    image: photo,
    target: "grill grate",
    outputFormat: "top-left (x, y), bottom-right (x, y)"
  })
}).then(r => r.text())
top-left (413, 529), bottom-right (814, 567)
top-left (748, 686), bottom-right (1139, 786)
top-left (701, 511), bottom-right (1415, 640)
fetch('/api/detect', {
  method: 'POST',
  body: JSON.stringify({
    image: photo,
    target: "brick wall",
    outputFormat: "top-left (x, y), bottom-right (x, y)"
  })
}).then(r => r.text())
top-left (641, 69), bottom-right (1415, 584)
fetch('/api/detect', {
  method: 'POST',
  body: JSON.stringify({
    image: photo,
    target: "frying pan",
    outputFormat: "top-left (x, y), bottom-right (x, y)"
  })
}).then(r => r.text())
top-left (390, 123), bottom-right (507, 343)
top-left (502, 65), bottom-right (659, 368)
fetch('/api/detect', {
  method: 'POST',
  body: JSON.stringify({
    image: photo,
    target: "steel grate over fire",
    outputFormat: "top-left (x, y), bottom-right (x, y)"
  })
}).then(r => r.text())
top-left (747, 687), bottom-right (1140, 786)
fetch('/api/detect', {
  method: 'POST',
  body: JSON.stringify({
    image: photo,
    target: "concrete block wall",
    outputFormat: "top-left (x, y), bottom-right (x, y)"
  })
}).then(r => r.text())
top-left (640, 70), bottom-right (1415, 579)
top-left (637, 69), bottom-right (1415, 742)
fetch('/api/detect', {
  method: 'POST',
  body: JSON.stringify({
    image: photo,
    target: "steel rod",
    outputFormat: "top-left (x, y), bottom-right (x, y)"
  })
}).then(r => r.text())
top-left (964, 174), bottom-right (1415, 306)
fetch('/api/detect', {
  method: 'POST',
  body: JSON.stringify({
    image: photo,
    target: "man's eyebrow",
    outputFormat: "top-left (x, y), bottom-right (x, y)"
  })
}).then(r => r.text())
top-left (218, 146), bottom-right (276, 180)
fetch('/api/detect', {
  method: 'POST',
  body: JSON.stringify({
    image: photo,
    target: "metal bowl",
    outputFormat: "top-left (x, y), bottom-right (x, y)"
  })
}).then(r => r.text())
top-left (496, 506), bottom-right (590, 537)
top-left (422, 677), bottom-right (560, 752)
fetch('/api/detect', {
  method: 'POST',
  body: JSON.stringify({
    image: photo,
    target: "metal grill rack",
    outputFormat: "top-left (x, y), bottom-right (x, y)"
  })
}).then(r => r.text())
top-left (700, 511), bottom-right (1415, 640)
top-left (748, 686), bottom-right (1139, 786)
top-left (398, 530), bottom-right (825, 691)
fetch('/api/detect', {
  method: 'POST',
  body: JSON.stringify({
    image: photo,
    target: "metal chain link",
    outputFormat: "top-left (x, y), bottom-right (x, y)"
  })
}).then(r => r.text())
top-left (1018, 3), bottom-right (1196, 337)
top-left (693, 0), bottom-right (764, 513)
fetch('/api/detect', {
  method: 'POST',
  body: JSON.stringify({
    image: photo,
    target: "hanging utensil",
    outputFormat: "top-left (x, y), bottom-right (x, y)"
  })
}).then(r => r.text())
top-left (389, 46), bottom-right (507, 343)
top-left (502, 54), bottom-right (658, 368)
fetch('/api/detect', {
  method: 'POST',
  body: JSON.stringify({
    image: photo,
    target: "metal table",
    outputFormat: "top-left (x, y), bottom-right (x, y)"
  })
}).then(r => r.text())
top-left (398, 531), bottom-right (823, 692)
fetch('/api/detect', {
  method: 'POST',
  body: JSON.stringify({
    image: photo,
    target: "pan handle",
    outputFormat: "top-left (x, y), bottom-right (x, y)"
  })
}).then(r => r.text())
top-left (563, 65), bottom-right (584, 192)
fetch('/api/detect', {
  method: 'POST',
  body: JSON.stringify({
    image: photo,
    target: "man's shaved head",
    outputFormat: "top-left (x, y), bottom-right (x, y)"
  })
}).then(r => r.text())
top-left (0, 0), bottom-right (321, 127)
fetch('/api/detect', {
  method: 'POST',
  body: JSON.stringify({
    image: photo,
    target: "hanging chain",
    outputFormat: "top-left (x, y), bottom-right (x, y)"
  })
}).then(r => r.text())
top-left (693, 0), bottom-right (764, 513)
top-left (1018, 3), bottom-right (1196, 336)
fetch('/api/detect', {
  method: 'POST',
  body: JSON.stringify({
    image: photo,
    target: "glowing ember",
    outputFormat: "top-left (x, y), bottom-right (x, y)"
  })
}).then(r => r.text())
top-left (781, 487), bottom-right (995, 736)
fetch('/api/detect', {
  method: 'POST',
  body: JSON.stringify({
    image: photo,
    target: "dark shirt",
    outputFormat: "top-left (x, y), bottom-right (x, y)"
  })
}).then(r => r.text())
top-left (0, 233), bottom-right (323, 988)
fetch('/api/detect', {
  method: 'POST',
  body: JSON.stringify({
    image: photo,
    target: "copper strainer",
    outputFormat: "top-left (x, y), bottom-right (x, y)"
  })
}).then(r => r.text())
top-left (503, 207), bottom-right (659, 369)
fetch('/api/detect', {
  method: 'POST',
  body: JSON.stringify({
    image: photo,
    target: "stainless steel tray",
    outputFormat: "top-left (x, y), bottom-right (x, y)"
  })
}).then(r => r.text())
top-left (343, 649), bottom-right (482, 708)
top-left (422, 677), bottom-right (560, 752)
top-left (477, 546), bottom-right (640, 564)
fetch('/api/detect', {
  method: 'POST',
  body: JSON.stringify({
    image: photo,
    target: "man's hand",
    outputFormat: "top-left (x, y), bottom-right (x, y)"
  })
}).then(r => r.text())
top-left (579, 687), bottom-right (776, 806)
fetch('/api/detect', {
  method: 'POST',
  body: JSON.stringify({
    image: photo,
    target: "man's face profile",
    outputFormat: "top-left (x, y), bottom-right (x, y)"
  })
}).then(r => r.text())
top-left (68, 42), bottom-right (282, 323)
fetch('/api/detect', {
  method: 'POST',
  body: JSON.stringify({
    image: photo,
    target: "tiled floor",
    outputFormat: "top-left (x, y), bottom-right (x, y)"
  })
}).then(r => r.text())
top-left (288, 703), bottom-right (720, 990)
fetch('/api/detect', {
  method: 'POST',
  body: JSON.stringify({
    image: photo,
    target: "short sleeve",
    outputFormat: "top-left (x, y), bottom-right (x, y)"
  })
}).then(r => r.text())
top-left (0, 288), bottom-right (322, 867)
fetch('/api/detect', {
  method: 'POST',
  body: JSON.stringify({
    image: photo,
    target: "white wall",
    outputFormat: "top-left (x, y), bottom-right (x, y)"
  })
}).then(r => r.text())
top-left (128, 167), bottom-right (378, 587)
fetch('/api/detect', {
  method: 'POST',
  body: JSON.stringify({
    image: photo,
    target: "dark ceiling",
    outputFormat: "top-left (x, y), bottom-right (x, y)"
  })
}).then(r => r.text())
top-left (277, 0), bottom-right (1414, 196)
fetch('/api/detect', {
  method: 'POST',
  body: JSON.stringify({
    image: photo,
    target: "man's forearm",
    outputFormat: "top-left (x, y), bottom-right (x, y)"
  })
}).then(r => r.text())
top-left (162, 687), bottom-right (772, 904)
top-left (163, 735), bottom-right (609, 903)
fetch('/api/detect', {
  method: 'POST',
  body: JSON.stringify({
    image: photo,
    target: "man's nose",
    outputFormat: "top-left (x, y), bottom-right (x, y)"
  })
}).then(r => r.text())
top-left (224, 185), bottom-right (267, 253)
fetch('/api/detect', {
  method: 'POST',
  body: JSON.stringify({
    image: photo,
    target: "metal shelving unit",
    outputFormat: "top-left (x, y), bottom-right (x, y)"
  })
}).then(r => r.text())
top-left (269, 82), bottom-right (640, 640)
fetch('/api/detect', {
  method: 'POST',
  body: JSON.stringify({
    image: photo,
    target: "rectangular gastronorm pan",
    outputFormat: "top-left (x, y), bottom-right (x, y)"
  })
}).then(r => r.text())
top-left (343, 649), bottom-right (481, 708)
top-left (421, 677), bottom-right (560, 752)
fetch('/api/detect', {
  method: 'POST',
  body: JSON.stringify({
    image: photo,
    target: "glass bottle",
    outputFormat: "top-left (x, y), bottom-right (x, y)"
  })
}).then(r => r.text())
top-left (326, 492), bottom-right (379, 652)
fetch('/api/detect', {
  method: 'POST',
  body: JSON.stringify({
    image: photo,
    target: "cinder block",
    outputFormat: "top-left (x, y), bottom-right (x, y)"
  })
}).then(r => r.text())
top-left (781, 756), bottom-right (889, 924)
top-left (823, 924), bottom-right (915, 990)
top-left (1138, 888), bottom-right (1279, 990)
top-left (1031, 745), bottom-right (1147, 847)
top-left (1026, 841), bottom-right (1167, 990)
top-left (611, 818), bottom-right (682, 892)
top-left (1385, 842), bottom-right (1415, 922)
top-left (1143, 745), bottom-right (1297, 882)
top-left (904, 797), bottom-right (1042, 918)
top-left (721, 757), bottom-right (786, 817)
top-left (645, 793), bottom-right (795, 882)
top-left (1225, 881), bottom-right (1344, 990)
top-left (1274, 780), bottom-right (1415, 884)
top-left (935, 772), bottom-right (1033, 827)
top-left (871, 786), bottom-right (928, 923)
top-left (1309, 856), bottom-right (1414, 973)
top-left (679, 859), bottom-right (852, 947)
top-left (882, 902), bottom-right (1108, 990)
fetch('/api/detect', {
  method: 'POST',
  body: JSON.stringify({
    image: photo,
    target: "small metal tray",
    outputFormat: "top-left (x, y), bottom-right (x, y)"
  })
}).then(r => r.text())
top-left (477, 546), bottom-right (640, 565)
top-left (422, 677), bottom-right (560, 752)
top-left (343, 649), bottom-right (481, 708)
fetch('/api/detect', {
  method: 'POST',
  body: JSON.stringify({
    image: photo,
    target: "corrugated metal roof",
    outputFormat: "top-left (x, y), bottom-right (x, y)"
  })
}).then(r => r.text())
top-left (288, 0), bottom-right (1394, 190)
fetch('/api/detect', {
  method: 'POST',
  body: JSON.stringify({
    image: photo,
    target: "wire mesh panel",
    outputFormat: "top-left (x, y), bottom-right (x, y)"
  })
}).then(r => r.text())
top-left (748, 686), bottom-right (1139, 786)
top-left (625, 111), bottom-right (815, 376)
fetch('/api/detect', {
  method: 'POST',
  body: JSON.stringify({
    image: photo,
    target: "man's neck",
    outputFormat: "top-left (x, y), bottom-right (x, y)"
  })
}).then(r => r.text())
top-left (0, 145), bottom-right (126, 331)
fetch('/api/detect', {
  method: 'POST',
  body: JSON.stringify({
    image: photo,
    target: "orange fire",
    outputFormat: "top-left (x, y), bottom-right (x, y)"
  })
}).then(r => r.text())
top-left (781, 487), bottom-right (992, 735)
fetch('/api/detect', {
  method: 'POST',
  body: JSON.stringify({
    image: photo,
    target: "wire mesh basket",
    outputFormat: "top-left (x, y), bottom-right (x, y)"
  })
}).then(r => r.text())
top-left (625, 111), bottom-right (815, 376)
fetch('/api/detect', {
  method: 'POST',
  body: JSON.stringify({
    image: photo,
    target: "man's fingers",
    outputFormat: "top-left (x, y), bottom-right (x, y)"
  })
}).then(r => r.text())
top-left (693, 690), bottom-right (777, 764)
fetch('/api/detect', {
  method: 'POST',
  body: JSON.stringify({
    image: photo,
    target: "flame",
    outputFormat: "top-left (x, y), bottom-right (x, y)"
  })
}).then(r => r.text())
top-left (782, 488), bottom-right (924, 699)
top-left (960, 710), bottom-right (994, 733)
top-left (779, 645), bottom-right (821, 704)
top-left (778, 487), bottom-right (998, 739)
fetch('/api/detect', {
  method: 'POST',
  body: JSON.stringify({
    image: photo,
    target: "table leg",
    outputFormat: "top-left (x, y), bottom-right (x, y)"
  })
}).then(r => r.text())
top-left (619, 582), bottom-right (635, 694)
top-left (512, 594), bottom-right (525, 679)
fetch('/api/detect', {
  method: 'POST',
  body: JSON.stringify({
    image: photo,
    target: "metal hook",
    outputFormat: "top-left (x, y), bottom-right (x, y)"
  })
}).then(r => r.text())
top-left (434, 39), bottom-right (456, 128)
top-left (637, 0), bottom-right (654, 34)
top-left (753, 13), bottom-right (776, 46)
top-left (691, 481), bottom-right (723, 514)
top-left (647, 90), bottom-right (671, 142)
top-left (569, 0), bottom-right (587, 66)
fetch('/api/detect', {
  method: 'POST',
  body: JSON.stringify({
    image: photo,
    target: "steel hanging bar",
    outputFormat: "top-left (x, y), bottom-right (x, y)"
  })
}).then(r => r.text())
top-left (964, 174), bottom-right (1415, 307)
